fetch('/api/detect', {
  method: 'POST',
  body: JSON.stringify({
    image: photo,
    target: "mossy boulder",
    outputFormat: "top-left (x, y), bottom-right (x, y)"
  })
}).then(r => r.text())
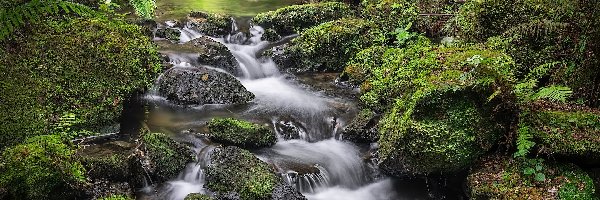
top-left (97, 194), bottom-right (134, 200)
top-left (375, 45), bottom-right (516, 176)
top-left (467, 156), bottom-right (596, 199)
top-left (279, 18), bottom-right (383, 72)
top-left (360, 0), bottom-right (417, 32)
top-left (80, 153), bottom-right (130, 182)
top-left (130, 132), bottom-right (195, 187)
top-left (186, 11), bottom-right (233, 37)
top-left (207, 118), bottom-right (276, 148)
top-left (157, 67), bottom-right (254, 106)
top-left (251, 2), bottom-right (354, 36)
top-left (340, 46), bottom-right (387, 86)
top-left (182, 36), bottom-right (240, 75)
top-left (0, 17), bottom-right (161, 147)
top-left (523, 107), bottom-right (600, 165)
top-left (341, 109), bottom-right (380, 143)
top-left (0, 135), bottom-right (86, 199)
top-left (155, 28), bottom-right (181, 42)
top-left (184, 193), bottom-right (213, 200)
top-left (205, 146), bottom-right (279, 200)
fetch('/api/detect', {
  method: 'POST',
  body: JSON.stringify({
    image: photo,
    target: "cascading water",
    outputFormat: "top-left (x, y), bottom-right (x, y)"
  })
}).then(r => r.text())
top-left (150, 18), bottom-right (400, 200)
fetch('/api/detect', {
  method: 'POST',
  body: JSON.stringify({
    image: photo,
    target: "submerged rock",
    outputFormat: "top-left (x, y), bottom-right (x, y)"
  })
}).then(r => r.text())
top-left (183, 36), bottom-right (240, 75)
top-left (207, 118), bottom-right (276, 148)
top-left (158, 67), bottom-right (254, 106)
top-left (155, 28), bottom-right (182, 42)
top-left (186, 11), bottom-right (233, 37)
top-left (130, 132), bottom-right (195, 188)
top-left (467, 155), bottom-right (596, 199)
top-left (278, 18), bottom-right (382, 72)
top-left (205, 146), bottom-right (280, 199)
top-left (252, 2), bottom-right (354, 36)
top-left (274, 117), bottom-right (308, 140)
top-left (341, 109), bottom-right (380, 144)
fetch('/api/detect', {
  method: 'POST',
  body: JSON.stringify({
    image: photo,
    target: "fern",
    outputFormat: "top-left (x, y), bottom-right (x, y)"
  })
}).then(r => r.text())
top-left (128, 0), bottom-right (155, 19)
top-left (0, 0), bottom-right (98, 41)
top-left (532, 85), bottom-right (573, 102)
top-left (514, 124), bottom-right (535, 158)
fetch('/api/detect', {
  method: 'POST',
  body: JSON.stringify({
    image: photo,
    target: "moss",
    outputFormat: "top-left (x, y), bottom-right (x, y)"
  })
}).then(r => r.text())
top-left (141, 132), bottom-right (195, 182)
top-left (97, 194), bottom-right (134, 200)
top-left (412, 0), bottom-right (462, 37)
top-left (155, 28), bottom-right (181, 42)
top-left (374, 44), bottom-right (515, 175)
top-left (523, 109), bottom-right (600, 164)
top-left (283, 18), bottom-right (383, 72)
top-left (0, 135), bottom-right (86, 199)
top-left (341, 109), bottom-right (380, 143)
top-left (0, 17), bottom-right (162, 147)
top-left (261, 28), bottom-right (282, 42)
top-left (252, 2), bottom-right (354, 36)
top-left (207, 118), bottom-right (276, 149)
top-left (340, 46), bottom-right (387, 86)
top-left (80, 154), bottom-right (129, 182)
top-left (360, 0), bottom-right (417, 32)
top-left (184, 193), bottom-right (213, 200)
top-left (205, 146), bottom-right (279, 200)
top-left (187, 11), bottom-right (233, 37)
top-left (467, 156), bottom-right (596, 199)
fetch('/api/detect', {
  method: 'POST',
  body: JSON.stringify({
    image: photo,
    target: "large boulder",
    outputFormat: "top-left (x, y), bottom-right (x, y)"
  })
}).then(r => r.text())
top-left (205, 146), bottom-right (287, 199)
top-left (130, 132), bottom-right (195, 188)
top-left (522, 105), bottom-right (600, 165)
top-left (207, 118), bottom-right (276, 149)
top-left (278, 18), bottom-right (383, 72)
top-left (375, 45), bottom-right (515, 176)
top-left (155, 28), bottom-right (182, 42)
top-left (0, 17), bottom-right (162, 147)
top-left (186, 11), bottom-right (233, 37)
top-left (157, 67), bottom-right (254, 105)
top-left (341, 109), bottom-right (380, 144)
top-left (182, 36), bottom-right (240, 75)
top-left (467, 155), bottom-right (596, 199)
top-left (251, 2), bottom-right (354, 36)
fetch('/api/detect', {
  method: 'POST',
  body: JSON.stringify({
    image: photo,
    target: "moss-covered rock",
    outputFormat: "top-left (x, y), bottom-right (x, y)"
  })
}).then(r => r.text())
top-left (375, 45), bottom-right (516, 176)
top-left (279, 18), bottom-right (383, 72)
top-left (81, 153), bottom-right (130, 182)
top-left (340, 46), bottom-right (387, 86)
top-left (186, 11), bottom-right (233, 37)
top-left (130, 132), bottom-right (195, 187)
top-left (0, 135), bottom-right (86, 199)
top-left (155, 28), bottom-right (181, 42)
top-left (97, 194), bottom-right (134, 200)
top-left (207, 118), bottom-right (276, 148)
top-left (252, 2), bottom-right (354, 36)
top-left (182, 36), bottom-right (240, 75)
top-left (360, 0), bottom-right (417, 32)
top-left (184, 193), bottom-right (213, 200)
top-left (0, 17), bottom-right (162, 147)
top-left (523, 108), bottom-right (600, 165)
top-left (341, 109), bottom-right (380, 143)
top-left (467, 156), bottom-right (596, 199)
top-left (205, 146), bottom-right (279, 200)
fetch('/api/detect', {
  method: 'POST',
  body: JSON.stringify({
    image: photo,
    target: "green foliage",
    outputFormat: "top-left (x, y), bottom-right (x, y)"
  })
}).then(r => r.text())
top-left (0, 135), bottom-right (86, 199)
top-left (252, 2), bottom-right (354, 35)
top-left (207, 118), bottom-right (276, 149)
top-left (513, 123), bottom-right (535, 158)
top-left (184, 193), bottom-right (213, 200)
top-left (205, 146), bottom-right (278, 200)
top-left (360, 0), bottom-right (417, 32)
top-left (0, 0), bottom-right (98, 41)
top-left (521, 158), bottom-right (546, 182)
top-left (98, 194), bottom-right (133, 200)
top-left (128, 0), bottom-right (155, 19)
top-left (284, 18), bottom-right (384, 72)
top-left (0, 16), bottom-right (162, 147)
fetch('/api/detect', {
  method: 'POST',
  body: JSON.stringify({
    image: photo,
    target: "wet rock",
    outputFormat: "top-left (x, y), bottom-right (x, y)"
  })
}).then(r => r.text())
top-left (130, 132), bottom-right (195, 188)
top-left (186, 11), bottom-right (233, 37)
top-left (183, 36), bottom-right (240, 75)
top-left (272, 184), bottom-right (307, 200)
top-left (155, 28), bottom-right (181, 42)
top-left (205, 146), bottom-right (279, 200)
top-left (207, 118), bottom-right (276, 148)
top-left (522, 107), bottom-right (600, 165)
top-left (185, 193), bottom-right (213, 200)
top-left (341, 109), bottom-right (380, 143)
top-left (84, 181), bottom-right (133, 200)
top-left (157, 67), bottom-right (254, 106)
top-left (467, 155), bottom-right (596, 199)
top-left (274, 117), bottom-right (308, 140)
top-left (252, 2), bottom-right (354, 36)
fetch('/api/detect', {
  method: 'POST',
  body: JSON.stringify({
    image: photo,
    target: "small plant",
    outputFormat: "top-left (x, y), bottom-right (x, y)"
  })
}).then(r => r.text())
top-left (513, 123), bottom-right (535, 158)
top-left (128, 0), bottom-right (155, 19)
top-left (522, 158), bottom-right (546, 182)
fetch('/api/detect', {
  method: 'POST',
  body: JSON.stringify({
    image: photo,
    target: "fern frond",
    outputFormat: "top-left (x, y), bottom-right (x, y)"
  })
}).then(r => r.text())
top-left (532, 85), bottom-right (573, 102)
top-left (514, 124), bottom-right (535, 158)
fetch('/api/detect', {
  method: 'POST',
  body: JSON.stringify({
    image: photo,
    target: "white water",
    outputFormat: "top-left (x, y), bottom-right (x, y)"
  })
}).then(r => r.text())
top-left (154, 20), bottom-right (398, 200)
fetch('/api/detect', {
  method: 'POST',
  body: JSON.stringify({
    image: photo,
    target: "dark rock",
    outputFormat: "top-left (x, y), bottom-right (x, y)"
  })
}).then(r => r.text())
top-left (158, 67), bottom-right (254, 106)
top-left (274, 116), bottom-right (308, 140)
top-left (341, 109), bottom-right (380, 143)
top-left (272, 184), bottom-right (307, 200)
top-left (156, 28), bottom-right (181, 42)
top-left (205, 146), bottom-right (279, 200)
top-left (183, 36), bottom-right (240, 75)
top-left (187, 11), bottom-right (233, 37)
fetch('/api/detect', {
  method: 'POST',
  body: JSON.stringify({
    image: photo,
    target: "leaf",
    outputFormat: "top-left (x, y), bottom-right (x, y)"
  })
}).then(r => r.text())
top-left (523, 167), bottom-right (535, 175)
top-left (534, 173), bottom-right (546, 182)
top-left (532, 85), bottom-right (573, 102)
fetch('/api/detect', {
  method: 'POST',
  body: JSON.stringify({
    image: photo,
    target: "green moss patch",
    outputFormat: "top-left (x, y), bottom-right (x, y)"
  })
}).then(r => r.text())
top-left (141, 132), bottom-right (195, 182)
top-left (207, 118), bottom-right (276, 149)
